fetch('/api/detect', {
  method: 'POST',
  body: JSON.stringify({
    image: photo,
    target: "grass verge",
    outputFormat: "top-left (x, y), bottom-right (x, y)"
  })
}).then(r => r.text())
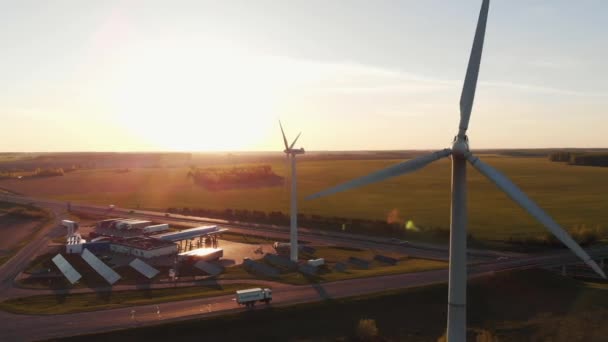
top-left (59, 270), bottom-right (608, 342)
top-left (0, 283), bottom-right (257, 315)
top-left (219, 246), bottom-right (447, 285)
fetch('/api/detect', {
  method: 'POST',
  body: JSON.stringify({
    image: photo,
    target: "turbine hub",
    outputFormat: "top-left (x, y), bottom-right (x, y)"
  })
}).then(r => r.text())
top-left (285, 148), bottom-right (305, 155)
top-left (451, 135), bottom-right (470, 159)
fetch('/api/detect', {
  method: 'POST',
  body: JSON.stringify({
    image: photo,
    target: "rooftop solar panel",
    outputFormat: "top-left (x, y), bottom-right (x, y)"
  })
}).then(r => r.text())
top-left (129, 258), bottom-right (160, 279)
top-left (51, 254), bottom-right (82, 284)
top-left (81, 248), bottom-right (121, 285)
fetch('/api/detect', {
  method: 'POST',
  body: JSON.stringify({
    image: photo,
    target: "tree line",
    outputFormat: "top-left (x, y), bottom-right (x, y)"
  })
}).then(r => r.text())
top-left (187, 165), bottom-right (284, 190)
top-left (167, 206), bottom-right (451, 241)
top-left (549, 151), bottom-right (608, 167)
top-left (167, 206), bottom-right (606, 247)
top-left (507, 224), bottom-right (606, 249)
top-left (0, 166), bottom-right (75, 179)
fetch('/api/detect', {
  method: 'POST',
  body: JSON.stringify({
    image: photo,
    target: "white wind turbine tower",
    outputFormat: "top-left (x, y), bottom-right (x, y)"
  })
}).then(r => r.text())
top-left (306, 1), bottom-right (606, 341)
top-left (280, 121), bottom-right (304, 262)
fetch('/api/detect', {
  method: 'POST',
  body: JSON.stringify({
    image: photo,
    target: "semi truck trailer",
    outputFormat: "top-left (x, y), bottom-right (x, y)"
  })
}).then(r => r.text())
top-left (236, 288), bottom-right (272, 308)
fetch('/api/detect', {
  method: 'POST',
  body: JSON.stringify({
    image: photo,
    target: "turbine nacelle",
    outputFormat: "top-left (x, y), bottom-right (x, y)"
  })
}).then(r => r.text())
top-left (451, 135), bottom-right (470, 159)
top-left (284, 148), bottom-right (305, 156)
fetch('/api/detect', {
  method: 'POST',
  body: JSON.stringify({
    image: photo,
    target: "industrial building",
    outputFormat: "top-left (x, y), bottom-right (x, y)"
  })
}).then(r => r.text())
top-left (96, 218), bottom-right (151, 230)
top-left (109, 237), bottom-right (178, 258)
top-left (93, 218), bottom-right (169, 238)
top-left (178, 247), bottom-right (224, 262)
top-left (62, 220), bottom-right (79, 236)
top-left (65, 220), bottom-right (229, 260)
top-left (114, 219), bottom-right (151, 230)
top-left (66, 234), bottom-right (86, 254)
top-left (154, 225), bottom-right (226, 242)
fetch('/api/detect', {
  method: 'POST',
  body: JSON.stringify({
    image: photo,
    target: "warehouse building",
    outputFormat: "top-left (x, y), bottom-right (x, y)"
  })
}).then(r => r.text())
top-left (109, 237), bottom-right (178, 258)
top-left (66, 234), bottom-right (86, 254)
top-left (93, 219), bottom-right (168, 238)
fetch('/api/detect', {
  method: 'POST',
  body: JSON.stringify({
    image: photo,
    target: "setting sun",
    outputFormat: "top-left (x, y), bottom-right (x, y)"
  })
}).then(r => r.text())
top-left (105, 41), bottom-right (286, 151)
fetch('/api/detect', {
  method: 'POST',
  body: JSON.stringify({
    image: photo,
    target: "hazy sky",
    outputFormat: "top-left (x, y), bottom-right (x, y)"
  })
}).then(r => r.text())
top-left (1, 0), bottom-right (607, 152)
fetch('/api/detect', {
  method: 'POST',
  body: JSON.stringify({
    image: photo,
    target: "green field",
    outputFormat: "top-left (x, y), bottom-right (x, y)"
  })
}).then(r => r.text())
top-left (59, 270), bottom-right (608, 342)
top-left (1, 156), bottom-right (608, 241)
top-left (0, 283), bottom-right (256, 315)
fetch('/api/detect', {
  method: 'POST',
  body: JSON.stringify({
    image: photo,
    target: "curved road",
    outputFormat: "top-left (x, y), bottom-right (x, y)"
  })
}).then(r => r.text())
top-left (1, 194), bottom-right (606, 341)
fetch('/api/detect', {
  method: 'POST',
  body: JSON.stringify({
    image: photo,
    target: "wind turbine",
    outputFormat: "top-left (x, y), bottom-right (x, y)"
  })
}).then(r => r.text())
top-left (280, 121), bottom-right (304, 262)
top-left (306, 1), bottom-right (606, 341)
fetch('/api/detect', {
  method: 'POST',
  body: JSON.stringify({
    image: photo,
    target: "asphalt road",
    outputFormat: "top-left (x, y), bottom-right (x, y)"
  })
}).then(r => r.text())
top-left (1, 194), bottom-right (607, 341)
top-left (0, 267), bottom-right (507, 341)
top-left (3, 251), bottom-right (607, 341)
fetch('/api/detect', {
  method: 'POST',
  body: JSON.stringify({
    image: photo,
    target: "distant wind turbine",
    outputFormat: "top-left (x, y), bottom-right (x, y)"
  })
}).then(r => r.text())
top-left (280, 121), bottom-right (304, 262)
top-left (306, 1), bottom-right (606, 341)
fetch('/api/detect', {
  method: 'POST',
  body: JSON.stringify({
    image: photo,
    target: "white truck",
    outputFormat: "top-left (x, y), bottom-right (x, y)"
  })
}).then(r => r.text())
top-left (236, 288), bottom-right (272, 308)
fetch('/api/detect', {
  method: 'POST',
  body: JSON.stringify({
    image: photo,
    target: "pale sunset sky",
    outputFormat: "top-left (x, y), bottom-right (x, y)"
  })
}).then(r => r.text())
top-left (1, 0), bottom-right (606, 152)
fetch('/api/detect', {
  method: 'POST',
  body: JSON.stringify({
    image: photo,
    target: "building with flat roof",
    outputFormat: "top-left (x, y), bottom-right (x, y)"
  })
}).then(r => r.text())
top-left (66, 234), bottom-right (86, 254)
top-left (178, 247), bottom-right (223, 262)
top-left (109, 237), bottom-right (177, 258)
top-left (153, 225), bottom-right (227, 242)
top-left (94, 218), bottom-right (161, 238)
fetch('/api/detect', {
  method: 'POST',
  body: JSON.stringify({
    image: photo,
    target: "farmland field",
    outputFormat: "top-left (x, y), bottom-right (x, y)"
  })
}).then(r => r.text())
top-left (1, 155), bottom-right (608, 241)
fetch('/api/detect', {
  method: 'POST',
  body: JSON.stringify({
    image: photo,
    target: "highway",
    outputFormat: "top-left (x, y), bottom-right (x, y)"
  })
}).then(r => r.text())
top-left (0, 194), bottom-right (521, 261)
top-left (0, 194), bottom-right (606, 340)
top-left (2, 250), bottom-right (607, 341)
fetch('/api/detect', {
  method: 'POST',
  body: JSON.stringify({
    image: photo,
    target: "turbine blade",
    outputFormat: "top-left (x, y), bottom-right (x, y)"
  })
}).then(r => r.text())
top-left (289, 132), bottom-right (302, 150)
top-left (279, 121), bottom-right (289, 150)
top-left (467, 154), bottom-right (606, 278)
top-left (306, 149), bottom-right (452, 200)
top-left (458, 0), bottom-right (490, 136)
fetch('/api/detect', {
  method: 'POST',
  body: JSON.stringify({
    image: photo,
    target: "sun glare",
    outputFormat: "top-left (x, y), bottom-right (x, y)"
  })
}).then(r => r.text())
top-left (106, 42), bottom-right (295, 151)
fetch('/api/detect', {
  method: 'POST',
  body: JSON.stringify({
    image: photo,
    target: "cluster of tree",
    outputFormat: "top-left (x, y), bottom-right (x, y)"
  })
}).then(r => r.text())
top-left (187, 165), bottom-right (284, 190)
top-left (548, 151), bottom-right (573, 162)
top-left (0, 152), bottom-right (193, 171)
top-left (167, 206), bottom-right (452, 240)
top-left (549, 151), bottom-right (608, 167)
top-left (4, 206), bottom-right (47, 219)
top-left (31, 167), bottom-right (65, 177)
top-left (507, 224), bottom-right (605, 248)
top-left (0, 165), bottom-right (79, 179)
